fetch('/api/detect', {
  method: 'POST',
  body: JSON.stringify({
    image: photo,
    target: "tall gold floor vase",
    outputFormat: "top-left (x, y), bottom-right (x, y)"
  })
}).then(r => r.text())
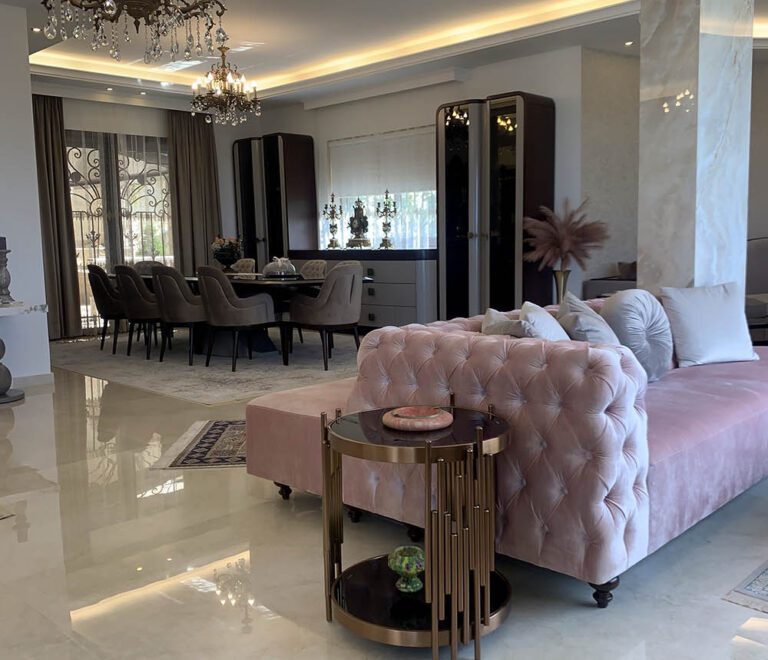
top-left (554, 269), bottom-right (571, 304)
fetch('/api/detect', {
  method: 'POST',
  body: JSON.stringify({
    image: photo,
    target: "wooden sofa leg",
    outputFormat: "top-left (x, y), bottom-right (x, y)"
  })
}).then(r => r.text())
top-left (589, 576), bottom-right (620, 608)
top-left (275, 482), bottom-right (292, 500)
top-left (347, 506), bottom-right (362, 523)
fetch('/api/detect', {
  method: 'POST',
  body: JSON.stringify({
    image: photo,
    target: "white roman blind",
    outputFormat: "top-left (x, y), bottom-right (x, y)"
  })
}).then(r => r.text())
top-left (324, 126), bottom-right (436, 249)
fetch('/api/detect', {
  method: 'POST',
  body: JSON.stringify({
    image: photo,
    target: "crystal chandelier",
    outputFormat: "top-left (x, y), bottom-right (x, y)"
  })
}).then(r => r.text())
top-left (40, 0), bottom-right (228, 63)
top-left (444, 105), bottom-right (470, 127)
top-left (191, 46), bottom-right (261, 125)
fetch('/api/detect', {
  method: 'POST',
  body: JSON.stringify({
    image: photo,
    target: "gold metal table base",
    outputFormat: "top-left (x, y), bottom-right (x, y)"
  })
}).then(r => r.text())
top-left (322, 404), bottom-right (510, 660)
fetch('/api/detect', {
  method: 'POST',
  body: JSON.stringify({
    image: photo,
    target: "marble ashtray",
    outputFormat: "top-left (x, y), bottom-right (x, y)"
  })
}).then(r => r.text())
top-left (382, 406), bottom-right (454, 431)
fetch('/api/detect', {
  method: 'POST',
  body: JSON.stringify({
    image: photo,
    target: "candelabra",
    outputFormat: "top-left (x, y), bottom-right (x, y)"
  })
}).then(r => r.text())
top-left (0, 240), bottom-right (14, 304)
top-left (214, 557), bottom-right (255, 632)
top-left (322, 193), bottom-right (343, 249)
top-left (375, 190), bottom-right (397, 250)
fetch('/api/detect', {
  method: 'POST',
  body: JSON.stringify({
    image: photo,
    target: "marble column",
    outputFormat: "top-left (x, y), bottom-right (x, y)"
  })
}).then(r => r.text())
top-left (638, 0), bottom-right (754, 293)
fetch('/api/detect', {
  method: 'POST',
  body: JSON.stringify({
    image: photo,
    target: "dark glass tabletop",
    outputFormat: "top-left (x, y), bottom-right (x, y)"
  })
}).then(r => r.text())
top-left (332, 556), bottom-right (510, 645)
top-left (327, 408), bottom-right (509, 463)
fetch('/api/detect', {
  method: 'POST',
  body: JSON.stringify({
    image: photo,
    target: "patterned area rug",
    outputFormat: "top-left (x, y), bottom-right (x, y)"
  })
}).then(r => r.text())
top-left (50, 329), bottom-right (358, 406)
top-left (152, 420), bottom-right (246, 469)
top-left (724, 560), bottom-right (768, 613)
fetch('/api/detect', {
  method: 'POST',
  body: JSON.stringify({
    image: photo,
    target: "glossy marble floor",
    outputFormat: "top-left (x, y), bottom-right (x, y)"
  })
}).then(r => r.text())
top-left (1, 368), bottom-right (767, 659)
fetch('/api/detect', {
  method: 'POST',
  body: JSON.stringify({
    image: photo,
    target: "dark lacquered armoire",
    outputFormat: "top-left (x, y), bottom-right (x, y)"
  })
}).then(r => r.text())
top-left (437, 92), bottom-right (555, 319)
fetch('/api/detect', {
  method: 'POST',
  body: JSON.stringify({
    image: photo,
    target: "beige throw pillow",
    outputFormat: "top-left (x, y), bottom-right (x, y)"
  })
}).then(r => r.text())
top-left (520, 302), bottom-right (569, 341)
top-left (660, 282), bottom-right (758, 367)
top-left (557, 292), bottom-right (620, 345)
top-left (481, 308), bottom-right (535, 338)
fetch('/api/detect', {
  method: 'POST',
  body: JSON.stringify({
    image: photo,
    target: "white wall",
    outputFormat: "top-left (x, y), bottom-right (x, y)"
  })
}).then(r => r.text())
top-left (581, 49), bottom-right (640, 281)
top-left (0, 4), bottom-right (50, 381)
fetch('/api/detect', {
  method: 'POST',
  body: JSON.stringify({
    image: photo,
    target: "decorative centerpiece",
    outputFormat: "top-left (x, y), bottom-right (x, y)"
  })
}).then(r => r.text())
top-left (262, 257), bottom-right (298, 279)
top-left (382, 406), bottom-right (454, 432)
top-left (0, 237), bottom-right (14, 304)
top-left (387, 545), bottom-right (426, 593)
top-left (346, 198), bottom-right (371, 249)
top-left (323, 193), bottom-right (343, 249)
top-left (523, 199), bottom-right (609, 303)
top-left (211, 235), bottom-right (242, 272)
top-left (376, 190), bottom-right (397, 250)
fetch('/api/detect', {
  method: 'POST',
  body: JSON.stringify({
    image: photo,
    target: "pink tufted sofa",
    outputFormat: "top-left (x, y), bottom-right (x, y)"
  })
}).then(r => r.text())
top-left (247, 310), bottom-right (768, 606)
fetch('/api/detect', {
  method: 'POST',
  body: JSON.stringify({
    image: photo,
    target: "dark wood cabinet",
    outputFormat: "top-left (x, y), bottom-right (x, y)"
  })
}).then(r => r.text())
top-left (233, 133), bottom-right (318, 270)
top-left (437, 92), bottom-right (555, 319)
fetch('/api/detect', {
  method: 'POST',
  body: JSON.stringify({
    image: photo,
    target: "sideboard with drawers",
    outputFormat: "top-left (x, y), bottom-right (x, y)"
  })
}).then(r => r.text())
top-left (290, 250), bottom-right (438, 328)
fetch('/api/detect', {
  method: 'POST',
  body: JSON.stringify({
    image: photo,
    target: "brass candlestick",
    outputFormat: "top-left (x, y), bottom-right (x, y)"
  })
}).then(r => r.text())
top-left (376, 190), bottom-right (397, 250)
top-left (322, 193), bottom-right (343, 249)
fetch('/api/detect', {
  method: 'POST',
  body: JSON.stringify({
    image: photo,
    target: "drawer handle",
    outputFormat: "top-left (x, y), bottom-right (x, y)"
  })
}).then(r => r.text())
top-left (368, 287), bottom-right (375, 296)
top-left (368, 313), bottom-right (376, 322)
top-left (367, 268), bottom-right (375, 277)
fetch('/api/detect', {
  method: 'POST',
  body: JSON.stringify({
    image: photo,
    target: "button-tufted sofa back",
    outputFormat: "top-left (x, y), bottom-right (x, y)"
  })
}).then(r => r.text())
top-left (347, 323), bottom-right (649, 585)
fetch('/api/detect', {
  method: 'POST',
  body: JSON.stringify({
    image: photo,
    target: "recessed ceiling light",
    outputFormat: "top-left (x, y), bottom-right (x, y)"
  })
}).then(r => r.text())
top-left (31, 27), bottom-right (41, 33)
top-left (624, 40), bottom-right (634, 47)
top-left (140, 91), bottom-right (147, 95)
top-left (160, 81), bottom-right (173, 88)
top-left (106, 87), bottom-right (113, 91)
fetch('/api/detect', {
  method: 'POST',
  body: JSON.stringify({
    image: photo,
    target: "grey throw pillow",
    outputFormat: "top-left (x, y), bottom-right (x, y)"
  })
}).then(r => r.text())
top-left (557, 292), bottom-right (620, 345)
top-left (660, 282), bottom-right (757, 367)
top-left (481, 308), bottom-right (535, 338)
top-left (601, 289), bottom-right (673, 381)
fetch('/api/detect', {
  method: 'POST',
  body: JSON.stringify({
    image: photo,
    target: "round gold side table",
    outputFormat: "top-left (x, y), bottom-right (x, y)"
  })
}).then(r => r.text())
top-left (321, 405), bottom-right (512, 660)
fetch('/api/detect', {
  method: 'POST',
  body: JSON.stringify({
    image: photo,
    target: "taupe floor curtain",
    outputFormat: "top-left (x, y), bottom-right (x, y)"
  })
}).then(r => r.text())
top-left (167, 111), bottom-right (223, 275)
top-left (33, 94), bottom-right (81, 340)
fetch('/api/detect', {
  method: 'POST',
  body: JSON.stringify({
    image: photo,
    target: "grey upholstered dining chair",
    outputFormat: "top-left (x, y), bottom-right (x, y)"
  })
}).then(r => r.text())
top-left (198, 266), bottom-right (279, 372)
top-left (87, 264), bottom-right (125, 354)
top-left (299, 259), bottom-right (327, 280)
top-left (284, 261), bottom-right (362, 370)
top-left (232, 258), bottom-right (256, 274)
top-left (152, 265), bottom-right (207, 366)
top-left (133, 260), bottom-right (165, 275)
top-left (114, 265), bottom-right (162, 360)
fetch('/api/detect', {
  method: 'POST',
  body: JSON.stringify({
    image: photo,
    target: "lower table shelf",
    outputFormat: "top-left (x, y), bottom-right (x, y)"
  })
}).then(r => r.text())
top-left (331, 555), bottom-right (512, 648)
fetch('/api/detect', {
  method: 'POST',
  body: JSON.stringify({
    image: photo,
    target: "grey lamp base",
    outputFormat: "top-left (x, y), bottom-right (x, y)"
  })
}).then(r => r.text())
top-left (0, 389), bottom-right (24, 405)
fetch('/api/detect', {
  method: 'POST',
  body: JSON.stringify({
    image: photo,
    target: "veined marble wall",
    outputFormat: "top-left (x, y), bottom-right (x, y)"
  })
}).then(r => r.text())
top-left (638, 0), bottom-right (754, 293)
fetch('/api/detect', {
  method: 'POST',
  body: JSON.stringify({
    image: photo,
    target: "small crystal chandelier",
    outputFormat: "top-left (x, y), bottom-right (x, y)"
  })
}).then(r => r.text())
top-left (445, 105), bottom-right (470, 127)
top-left (40, 0), bottom-right (228, 64)
top-left (191, 46), bottom-right (261, 125)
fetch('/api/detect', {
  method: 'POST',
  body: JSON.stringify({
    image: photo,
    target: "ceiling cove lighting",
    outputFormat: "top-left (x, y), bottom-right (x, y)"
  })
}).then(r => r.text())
top-left (191, 46), bottom-right (261, 125)
top-left (40, 0), bottom-right (230, 64)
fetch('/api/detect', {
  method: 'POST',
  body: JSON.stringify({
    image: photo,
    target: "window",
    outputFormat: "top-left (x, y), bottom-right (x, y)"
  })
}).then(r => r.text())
top-left (66, 130), bottom-right (173, 330)
top-left (324, 126), bottom-right (436, 250)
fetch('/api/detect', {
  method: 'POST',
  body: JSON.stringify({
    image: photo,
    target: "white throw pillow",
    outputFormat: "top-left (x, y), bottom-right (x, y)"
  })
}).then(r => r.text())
top-left (481, 308), bottom-right (535, 338)
top-left (520, 302), bottom-right (569, 341)
top-left (660, 282), bottom-right (758, 367)
top-left (557, 292), bottom-right (620, 345)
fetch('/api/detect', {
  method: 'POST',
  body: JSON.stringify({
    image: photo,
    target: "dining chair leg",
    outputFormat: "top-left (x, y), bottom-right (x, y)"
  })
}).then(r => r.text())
top-left (231, 329), bottom-right (240, 372)
top-left (100, 319), bottom-right (108, 350)
top-left (127, 322), bottom-right (135, 356)
top-left (188, 324), bottom-right (195, 367)
top-left (153, 324), bottom-right (159, 347)
top-left (280, 324), bottom-right (290, 366)
top-left (297, 327), bottom-right (304, 344)
top-left (206, 328), bottom-right (216, 367)
top-left (145, 323), bottom-right (153, 360)
top-left (159, 325), bottom-right (168, 362)
top-left (247, 330), bottom-right (253, 360)
top-left (328, 332), bottom-right (333, 359)
top-left (112, 320), bottom-right (120, 355)
top-left (320, 329), bottom-right (329, 371)
top-left (353, 326), bottom-right (360, 349)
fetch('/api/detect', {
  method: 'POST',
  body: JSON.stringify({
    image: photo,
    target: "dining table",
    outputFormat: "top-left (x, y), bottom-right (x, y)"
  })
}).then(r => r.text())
top-left (108, 271), bottom-right (372, 355)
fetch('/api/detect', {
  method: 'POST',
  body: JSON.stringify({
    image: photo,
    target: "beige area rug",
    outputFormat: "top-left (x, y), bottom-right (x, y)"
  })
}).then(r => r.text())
top-left (50, 329), bottom-right (358, 406)
top-left (724, 560), bottom-right (768, 613)
top-left (152, 420), bottom-right (246, 469)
